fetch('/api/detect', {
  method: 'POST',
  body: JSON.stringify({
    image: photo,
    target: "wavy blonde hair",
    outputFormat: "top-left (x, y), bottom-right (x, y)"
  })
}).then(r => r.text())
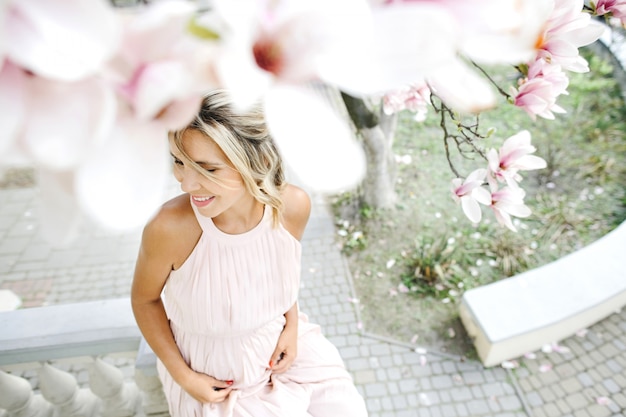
top-left (170, 90), bottom-right (285, 225)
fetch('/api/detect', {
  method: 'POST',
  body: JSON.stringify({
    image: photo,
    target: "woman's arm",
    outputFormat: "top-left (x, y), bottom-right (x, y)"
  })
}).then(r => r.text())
top-left (269, 302), bottom-right (299, 373)
top-left (131, 205), bottom-right (233, 402)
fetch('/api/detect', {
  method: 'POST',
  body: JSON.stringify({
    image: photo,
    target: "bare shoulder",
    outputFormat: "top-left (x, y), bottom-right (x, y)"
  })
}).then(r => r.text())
top-left (141, 193), bottom-right (201, 269)
top-left (145, 194), bottom-right (193, 237)
top-left (280, 184), bottom-right (311, 241)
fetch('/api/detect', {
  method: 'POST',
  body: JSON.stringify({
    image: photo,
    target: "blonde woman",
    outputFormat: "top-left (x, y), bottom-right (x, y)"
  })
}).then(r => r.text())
top-left (131, 90), bottom-right (368, 417)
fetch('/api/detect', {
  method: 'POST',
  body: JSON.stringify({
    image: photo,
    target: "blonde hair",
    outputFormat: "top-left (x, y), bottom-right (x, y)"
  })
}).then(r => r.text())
top-left (170, 90), bottom-right (285, 225)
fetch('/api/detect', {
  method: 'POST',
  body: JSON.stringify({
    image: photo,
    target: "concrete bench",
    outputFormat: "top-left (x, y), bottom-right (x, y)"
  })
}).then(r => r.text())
top-left (459, 221), bottom-right (626, 367)
top-left (0, 298), bottom-right (141, 366)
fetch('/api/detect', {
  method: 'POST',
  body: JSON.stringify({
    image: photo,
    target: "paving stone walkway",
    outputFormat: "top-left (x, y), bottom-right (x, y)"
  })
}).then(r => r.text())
top-left (1, 183), bottom-right (625, 417)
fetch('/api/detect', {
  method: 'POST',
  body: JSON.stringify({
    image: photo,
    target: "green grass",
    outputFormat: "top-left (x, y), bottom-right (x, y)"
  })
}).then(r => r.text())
top-left (331, 49), bottom-right (626, 355)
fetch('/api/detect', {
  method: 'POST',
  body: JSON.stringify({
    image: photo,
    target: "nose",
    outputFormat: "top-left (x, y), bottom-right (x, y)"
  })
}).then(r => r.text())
top-left (178, 166), bottom-right (203, 193)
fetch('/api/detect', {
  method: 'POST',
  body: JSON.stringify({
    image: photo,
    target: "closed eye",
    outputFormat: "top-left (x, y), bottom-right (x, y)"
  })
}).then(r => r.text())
top-left (170, 153), bottom-right (184, 166)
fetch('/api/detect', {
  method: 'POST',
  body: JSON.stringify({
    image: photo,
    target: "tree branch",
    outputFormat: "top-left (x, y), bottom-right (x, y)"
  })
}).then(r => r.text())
top-left (340, 92), bottom-right (379, 130)
top-left (471, 61), bottom-right (512, 100)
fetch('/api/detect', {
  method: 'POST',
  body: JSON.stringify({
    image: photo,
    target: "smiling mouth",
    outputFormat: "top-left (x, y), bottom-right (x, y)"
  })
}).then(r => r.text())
top-left (191, 195), bottom-right (215, 207)
top-left (193, 196), bottom-right (213, 202)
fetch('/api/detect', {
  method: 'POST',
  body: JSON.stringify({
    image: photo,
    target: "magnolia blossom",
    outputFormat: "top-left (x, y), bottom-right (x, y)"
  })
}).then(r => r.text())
top-left (379, 0), bottom-right (554, 112)
top-left (451, 169), bottom-right (491, 223)
top-left (513, 58), bottom-right (569, 120)
top-left (210, 0), bottom-right (369, 193)
top-left (489, 187), bottom-right (532, 232)
top-left (1, 0), bottom-right (120, 81)
top-left (594, 0), bottom-right (626, 27)
top-left (213, 0), bottom-right (551, 117)
top-left (0, 0), bottom-right (605, 238)
top-left (487, 130), bottom-right (547, 191)
top-left (536, 0), bottom-right (604, 72)
top-left (0, 0), bottom-right (120, 164)
top-left (107, 1), bottom-right (216, 130)
top-left (382, 83), bottom-right (431, 121)
top-left (0, 0), bottom-right (212, 238)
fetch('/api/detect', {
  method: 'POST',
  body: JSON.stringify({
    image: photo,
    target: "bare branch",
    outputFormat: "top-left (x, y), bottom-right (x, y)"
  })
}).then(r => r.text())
top-left (471, 61), bottom-right (513, 100)
top-left (430, 95), bottom-right (490, 179)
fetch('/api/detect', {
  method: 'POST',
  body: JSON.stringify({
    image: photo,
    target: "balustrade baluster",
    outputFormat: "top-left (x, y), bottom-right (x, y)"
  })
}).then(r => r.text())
top-left (133, 370), bottom-right (168, 416)
top-left (0, 370), bottom-right (54, 417)
top-left (38, 363), bottom-right (101, 417)
top-left (88, 358), bottom-right (140, 417)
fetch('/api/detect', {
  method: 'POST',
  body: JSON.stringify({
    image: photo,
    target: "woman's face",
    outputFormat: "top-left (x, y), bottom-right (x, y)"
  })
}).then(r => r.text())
top-left (169, 129), bottom-right (250, 218)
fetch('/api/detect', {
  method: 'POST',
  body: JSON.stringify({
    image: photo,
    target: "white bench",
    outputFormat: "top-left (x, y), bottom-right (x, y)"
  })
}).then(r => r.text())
top-left (459, 221), bottom-right (626, 367)
top-left (0, 298), bottom-right (141, 365)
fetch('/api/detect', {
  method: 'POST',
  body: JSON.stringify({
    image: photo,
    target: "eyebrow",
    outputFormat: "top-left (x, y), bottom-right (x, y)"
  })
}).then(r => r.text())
top-left (170, 152), bottom-right (224, 166)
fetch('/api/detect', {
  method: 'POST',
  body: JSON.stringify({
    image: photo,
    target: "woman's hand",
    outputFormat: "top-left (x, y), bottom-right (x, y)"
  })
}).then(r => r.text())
top-left (268, 323), bottom-right (297, 374)
top-left (178, 370), bottom-right (234, 403)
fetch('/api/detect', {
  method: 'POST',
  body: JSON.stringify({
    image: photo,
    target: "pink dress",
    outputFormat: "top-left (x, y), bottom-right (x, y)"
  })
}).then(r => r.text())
top-left (157, 202), bottom-right (368, 417)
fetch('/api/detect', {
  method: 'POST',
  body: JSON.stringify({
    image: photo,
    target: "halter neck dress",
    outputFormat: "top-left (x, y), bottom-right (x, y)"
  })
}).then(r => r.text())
top-left (157, 200), bottom-right (368, 417)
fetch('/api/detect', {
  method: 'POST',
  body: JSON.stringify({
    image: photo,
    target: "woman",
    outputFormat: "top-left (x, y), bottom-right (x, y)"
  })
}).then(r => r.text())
top-left (131, 90), bottom-right (368, 417)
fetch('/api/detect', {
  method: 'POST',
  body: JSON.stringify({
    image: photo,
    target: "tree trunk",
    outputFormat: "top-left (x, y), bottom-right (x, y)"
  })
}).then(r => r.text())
top-left (340, 92), bottom-right (398, 209)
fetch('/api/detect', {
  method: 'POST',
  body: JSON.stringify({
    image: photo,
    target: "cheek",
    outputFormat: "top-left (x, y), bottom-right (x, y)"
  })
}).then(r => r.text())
top-left (172, 166), bottom-right (184, 183)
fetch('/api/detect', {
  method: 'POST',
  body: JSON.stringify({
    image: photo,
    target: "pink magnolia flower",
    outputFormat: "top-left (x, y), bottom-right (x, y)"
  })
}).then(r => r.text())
top-left (513, 77), bottom-right (564, 120)
top-left (2, 0), bottom-right (120, 81)
top-left (451, 169), bottom-right (491, 223)
top-left (374, 0), bottom-right (554, 113)
top-left (108, 1), bottom-right (215, 130)
top-left (383, 0), bottom-right (551, 65)
top-left (512, 59), bottom-right (569, 120)
top-left (487, 130), bottom-right (547, 190)
top-left (594, 0), bottom-right (626, 27)
top-left (536, 0), bottom-right (604, 72)
top-left (489, 187), bottom-right (532, 232)
top-left (382, 82), bottom-right (431, 121)
top-left (211, 0), bottom-right (369, 193)
top-left (1, 0), bottom-right (201, 238)
top-left (0, 0), bottom-right (121, 164)
top-left (528, 58), bottom-right (569, 95)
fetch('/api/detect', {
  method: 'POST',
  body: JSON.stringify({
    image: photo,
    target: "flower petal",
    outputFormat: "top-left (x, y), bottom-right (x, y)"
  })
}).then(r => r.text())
top-left (215, 39), bottom-right (273, 111)
top-left (133, 61), bottom-right (192, 121)
top-left (473, 187), bottom-right (492, 206)
top-left (428, 59), bottom-right (496, 114)
top-left (6, 0), bottom-right (120, 81)
top-left (457, 0), bottom-right (552, 65)
top-left (461, 196), bottom-right (482, 223)
top-left (515, 155), bottom-right (547, 170)
top-left (494, 208), bottom-right (516, 232)
top-left (0, 61), bottom-right (26, 157)
top-left (264, 85), bottom-right (366, 193)
top-left (22, 76), bottom-right (116, 170)
top-left (319, 3), bottom-right (457, 95)
top-left (36, 169), bottom-right (83, 247)
top-left (75, 121), bottom-right (169, 230)
top-left (501, 202), bottom-right (532, 218)
top-left (467, 168), bottom-right (487, 183)
top-left (155, 96), bottom-right (204, 131)
top-left (121, 0), bottom-right (197, 62)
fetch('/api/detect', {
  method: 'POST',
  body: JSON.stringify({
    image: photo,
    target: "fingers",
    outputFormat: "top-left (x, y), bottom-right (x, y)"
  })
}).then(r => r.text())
top-left (212, 379), bottom-right (234, 390)
top-left (270, 356), bottom-right (293, 374)
top-left (207, 378), bottom-right (234, 403)
top-left (269, 351), bottom-right (292, 373)
top-left (183, 373), bottom-right (234, 404)
top-left (208, 386), bottom-right (233, 403)
top-left (268, 350), bottom-right (284, 368)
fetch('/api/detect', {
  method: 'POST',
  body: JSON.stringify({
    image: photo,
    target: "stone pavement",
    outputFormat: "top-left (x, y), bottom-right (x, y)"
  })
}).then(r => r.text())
top-left (1, 184), bottom-right (625, 417)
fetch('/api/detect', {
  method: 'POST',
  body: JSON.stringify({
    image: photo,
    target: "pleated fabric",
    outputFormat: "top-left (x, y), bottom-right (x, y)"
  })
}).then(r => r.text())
top-left (157, 202), bottom-right (368, 417)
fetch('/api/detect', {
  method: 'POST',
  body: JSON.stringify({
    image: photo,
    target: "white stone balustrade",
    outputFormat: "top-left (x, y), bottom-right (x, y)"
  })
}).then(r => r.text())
top-left (0, 298), bottom-right (169, 417)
